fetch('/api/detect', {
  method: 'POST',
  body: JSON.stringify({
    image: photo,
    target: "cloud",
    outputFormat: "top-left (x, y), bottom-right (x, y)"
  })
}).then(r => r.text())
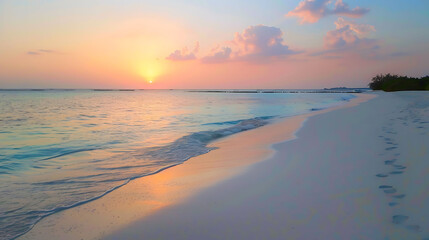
top-left (201, 47), bottom-right (232, 63)
top-left (324, 18), bottom-right (376, 49)
top-left (333, 0), bottom-right (369, 18)
top-left (334, 17), bottom-right (375, 35)
top-left (286, 0), bottom-right (369, 24)
top-left (201, 25), bottom-right (297, 63)
top-left (26, 49), bottom-right (58, 56)
top-left (168, 26), bottom-right (297, 64)
top-left (233, 25), bottom-right (297, 61)
top-left (27, 51), bottom-right (41, 55)
top-left (166, 42), bottom-right (199, 61)
top-left (38, 49), bottom-right (55, 53)
top-left (388, 52), bottom-right (410, 58)
top-left (166, 50), bottom-right (196, 61)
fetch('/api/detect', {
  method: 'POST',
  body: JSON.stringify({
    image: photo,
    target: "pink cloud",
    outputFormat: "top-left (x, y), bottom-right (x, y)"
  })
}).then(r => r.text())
top-left (166, 42), bottom-right (199, 61)
top-left (26, 49), bottom-right (59, 56)
top-left (324, 18), bottom-right (376, 49)
top-left (234, 25), bottom-right (296, 61)
top-left (27, 51), bottom-right (41, 56)
top-left (201, 47), bottom-right (232, 63)
top-left (201, 25), bottom-right (297, 63)
top-left (287, 0), bottom-right (369, 24)
top-left (334, 17), bottom-right (375, 35)
top-left (333, 0), bottom-right (369, 18)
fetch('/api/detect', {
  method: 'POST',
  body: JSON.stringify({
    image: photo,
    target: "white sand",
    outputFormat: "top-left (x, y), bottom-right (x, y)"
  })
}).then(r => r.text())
top-left (105, 92), bottom-right (429, 240)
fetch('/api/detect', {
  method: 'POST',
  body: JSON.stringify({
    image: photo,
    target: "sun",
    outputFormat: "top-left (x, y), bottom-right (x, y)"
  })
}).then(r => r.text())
top-left (138, 60), bottom-right (164, 84)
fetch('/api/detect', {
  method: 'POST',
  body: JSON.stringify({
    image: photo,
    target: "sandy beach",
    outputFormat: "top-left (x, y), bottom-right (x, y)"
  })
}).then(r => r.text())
top-left (19, 92), bottom-right (429, 240)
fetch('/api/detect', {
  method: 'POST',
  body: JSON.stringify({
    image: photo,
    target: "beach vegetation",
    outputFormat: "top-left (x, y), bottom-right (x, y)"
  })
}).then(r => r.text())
top-left (369, 74), bottom-right (429, 91)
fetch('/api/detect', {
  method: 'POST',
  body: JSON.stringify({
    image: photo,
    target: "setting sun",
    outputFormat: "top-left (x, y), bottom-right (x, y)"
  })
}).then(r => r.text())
top-left (138, 60), bottom-right (165, 84)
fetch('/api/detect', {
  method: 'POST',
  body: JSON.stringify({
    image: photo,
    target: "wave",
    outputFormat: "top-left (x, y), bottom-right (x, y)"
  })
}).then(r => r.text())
top-left (202, 116), bottom-right (275, 126)
top-left (310, 107), bottom-right (325, 111)
top-left (139, 116), bottom-right (274, 163)
top-left (36, 148), bottom-right (100, 162)
top-left (9, 116), bottom-right (274, 240)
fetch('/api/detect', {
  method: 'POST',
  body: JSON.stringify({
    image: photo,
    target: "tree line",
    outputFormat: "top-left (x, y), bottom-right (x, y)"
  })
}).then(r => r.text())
top-left (369, 74), bottom-right (429, 92)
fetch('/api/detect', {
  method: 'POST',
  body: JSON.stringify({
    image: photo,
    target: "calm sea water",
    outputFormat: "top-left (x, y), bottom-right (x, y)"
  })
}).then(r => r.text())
top-left (0, 90), bottom-right (356, 239)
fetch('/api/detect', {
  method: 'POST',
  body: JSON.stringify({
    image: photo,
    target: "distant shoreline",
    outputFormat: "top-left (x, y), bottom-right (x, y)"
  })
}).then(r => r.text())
top-left (188, 89), bottom-right (367, 93)
top-left (0, 88), bottom-right (370, 93)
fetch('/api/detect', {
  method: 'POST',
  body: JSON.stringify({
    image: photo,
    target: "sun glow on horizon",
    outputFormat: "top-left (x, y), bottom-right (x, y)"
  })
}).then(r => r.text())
top-left (138, 60), bottom-right (165, 84)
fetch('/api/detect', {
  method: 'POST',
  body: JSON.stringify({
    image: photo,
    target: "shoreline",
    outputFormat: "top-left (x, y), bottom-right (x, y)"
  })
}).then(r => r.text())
top-left (106, 91), bottom-right (429, 240)
top-left (19, 93), bottom-right (375, 240)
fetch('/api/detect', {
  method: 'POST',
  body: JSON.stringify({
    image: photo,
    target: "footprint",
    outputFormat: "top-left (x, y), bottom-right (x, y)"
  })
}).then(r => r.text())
top-left (406, 225), bottom-right (421, 232)
top-left (393, 194), bottom-right (406, 199)
top-left (390, 171), bottom-right (404, 175)
top-left (386, 147), bottom-right (397, 151)
top-left (388, 202), bottom-right (399, 207)
top-left (376, 174), bottom-right (389, 178)
top-left (379, 185), bottom-right (393, 189)
top-left (393, 165), bottom-right (406, 170)
top-left (385, 160), bottom-right (396, 165)
top-left (384, 188), bottom-right (397, 194)
top-left (392, 215), bottom-right (409, 224)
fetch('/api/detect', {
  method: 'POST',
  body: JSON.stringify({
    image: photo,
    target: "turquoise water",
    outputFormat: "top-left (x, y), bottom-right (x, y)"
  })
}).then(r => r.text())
top-left (0, 90), bottom-right (355, 239)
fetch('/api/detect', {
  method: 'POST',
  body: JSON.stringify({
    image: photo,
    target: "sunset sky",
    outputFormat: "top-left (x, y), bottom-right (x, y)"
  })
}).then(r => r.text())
top-left (0, 0), bottom-right (428, 89)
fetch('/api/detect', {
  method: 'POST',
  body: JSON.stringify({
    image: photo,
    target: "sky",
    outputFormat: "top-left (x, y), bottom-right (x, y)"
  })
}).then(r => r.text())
top-left (0, 0), bottom-right (428, 89)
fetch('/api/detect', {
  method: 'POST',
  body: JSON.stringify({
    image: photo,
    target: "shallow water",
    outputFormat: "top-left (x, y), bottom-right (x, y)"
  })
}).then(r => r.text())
top-left (0, 90), bottom-right (355, 239)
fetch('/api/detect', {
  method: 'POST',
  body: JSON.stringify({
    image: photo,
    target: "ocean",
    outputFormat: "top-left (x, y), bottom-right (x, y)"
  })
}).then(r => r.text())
top-left (0, 89), bottom-right (356, 239)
